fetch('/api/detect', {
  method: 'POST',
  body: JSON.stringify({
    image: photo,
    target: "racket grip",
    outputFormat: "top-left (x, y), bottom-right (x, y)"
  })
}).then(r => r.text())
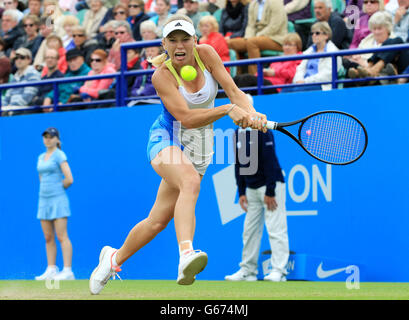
top-left (266, 121), bottom-right (278, 130)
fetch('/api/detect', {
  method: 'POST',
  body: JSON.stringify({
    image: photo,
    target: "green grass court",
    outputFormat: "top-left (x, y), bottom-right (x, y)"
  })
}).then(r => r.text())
top-left (0, 280), bottom-right (408, 300)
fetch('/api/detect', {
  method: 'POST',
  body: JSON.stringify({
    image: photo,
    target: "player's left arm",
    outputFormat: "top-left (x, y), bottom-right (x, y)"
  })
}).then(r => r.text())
top-left (197, 44), bottom-right (267, 132)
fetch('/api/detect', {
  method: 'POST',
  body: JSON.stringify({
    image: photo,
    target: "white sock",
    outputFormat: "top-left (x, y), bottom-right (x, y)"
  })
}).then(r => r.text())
top-left (47, 265), bottom-right (58, 271)
top-left (179, 240), bottom-right (193, 258)
top-left (62, 267), bottom-right (72, 273)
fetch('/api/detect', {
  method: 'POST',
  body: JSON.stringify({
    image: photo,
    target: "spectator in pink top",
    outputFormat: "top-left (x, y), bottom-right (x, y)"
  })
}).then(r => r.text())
top-left (78, 49), bottom-right (116, 101)
top-left (349, 0), bottom-right (384, 49)
top-left (108, 20), bottom-right (135, 70)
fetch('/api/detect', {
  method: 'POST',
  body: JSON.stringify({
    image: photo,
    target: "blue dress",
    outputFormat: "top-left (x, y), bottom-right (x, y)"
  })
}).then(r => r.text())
top-left (37, 149), bottom-right (71, 220)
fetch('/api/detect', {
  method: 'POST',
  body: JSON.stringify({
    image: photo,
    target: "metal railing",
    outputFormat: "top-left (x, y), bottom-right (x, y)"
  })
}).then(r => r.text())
top-left (1, 40), bottom-right (409, 115)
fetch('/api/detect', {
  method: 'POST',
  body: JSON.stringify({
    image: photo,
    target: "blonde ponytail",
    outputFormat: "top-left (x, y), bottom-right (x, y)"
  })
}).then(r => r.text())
top-left (148, 52), bottom-right (168, 68)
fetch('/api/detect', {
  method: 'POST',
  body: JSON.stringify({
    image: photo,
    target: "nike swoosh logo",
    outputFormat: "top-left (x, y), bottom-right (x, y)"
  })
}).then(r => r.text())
top-left (316, 262), bottom-right (348, 279)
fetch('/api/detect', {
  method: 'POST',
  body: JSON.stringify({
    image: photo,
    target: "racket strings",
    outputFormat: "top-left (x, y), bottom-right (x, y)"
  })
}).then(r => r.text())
top-left (300, 113), bottom-right (366, 164)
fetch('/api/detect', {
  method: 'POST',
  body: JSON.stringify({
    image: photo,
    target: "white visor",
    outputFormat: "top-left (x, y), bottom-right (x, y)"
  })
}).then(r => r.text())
top-left (162, 19), bottom-right (196, 38)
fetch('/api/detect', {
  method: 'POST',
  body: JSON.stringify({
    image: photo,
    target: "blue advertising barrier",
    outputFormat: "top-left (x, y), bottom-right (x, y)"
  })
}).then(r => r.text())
top-left (0, 84), bottom-right (408, 282)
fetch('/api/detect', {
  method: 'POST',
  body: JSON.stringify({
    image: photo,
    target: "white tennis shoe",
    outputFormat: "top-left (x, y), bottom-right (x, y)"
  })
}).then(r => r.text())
top-left (35, 266), bottom-right (59, 281)
top-left (177, 250), bottom-right (208, 285)
top-left (53, 269), bottom-right (75, 280)
top-left (225, 269), bottom-right (257, 281)
top-left (264, 271), bottom-right (287, 282)
top-left (89, 246), bottom-right (121, 295)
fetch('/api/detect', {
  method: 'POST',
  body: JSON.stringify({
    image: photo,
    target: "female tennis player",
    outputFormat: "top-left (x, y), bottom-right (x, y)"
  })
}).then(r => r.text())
top-left (89, 14), bottom-right (268, 295)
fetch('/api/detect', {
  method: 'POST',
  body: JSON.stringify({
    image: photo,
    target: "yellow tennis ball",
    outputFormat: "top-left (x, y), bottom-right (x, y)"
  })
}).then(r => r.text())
top-left (180, 65), bottom-right (197, 81)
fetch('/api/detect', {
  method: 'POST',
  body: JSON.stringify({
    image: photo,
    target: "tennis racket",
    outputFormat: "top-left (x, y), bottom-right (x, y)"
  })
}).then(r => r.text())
top-left (266, 110), bottom-right (368, 165)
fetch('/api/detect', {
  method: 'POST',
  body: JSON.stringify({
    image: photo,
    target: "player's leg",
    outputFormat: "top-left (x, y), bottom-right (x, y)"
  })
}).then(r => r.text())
top-left (53, 217), bottom-right (75, 280)
top-left (35, 220), bottom-right (58, 280)
top-left (263, 182), bottom-right (289, 282)
top-left (151, 146), bottom-right (207, 285)
top-left (115, 178), bottom-right (179, 265)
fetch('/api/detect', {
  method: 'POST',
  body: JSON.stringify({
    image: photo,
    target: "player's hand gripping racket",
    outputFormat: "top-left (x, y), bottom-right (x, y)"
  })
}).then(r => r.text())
top-left (266, 110), bottom-right (368, 165)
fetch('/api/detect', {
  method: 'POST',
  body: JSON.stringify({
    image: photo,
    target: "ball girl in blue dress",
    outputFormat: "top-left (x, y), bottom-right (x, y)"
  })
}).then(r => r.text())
top-left (35, 127), bottom-right (75, 281)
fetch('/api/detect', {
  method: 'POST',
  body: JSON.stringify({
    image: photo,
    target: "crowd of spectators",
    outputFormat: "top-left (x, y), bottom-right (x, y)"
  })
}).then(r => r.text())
top-left (0, 0), bottom-right (409, 114)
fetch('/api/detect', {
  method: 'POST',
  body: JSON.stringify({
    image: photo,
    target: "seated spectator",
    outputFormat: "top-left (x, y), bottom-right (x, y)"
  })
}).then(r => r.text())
top-left (176, 0), bottom-right (210, 37)
top-left (12, 15), bottom-right (43, 60)
top-left (82, 0), bottom-right (108, 39)
top-left (0, 38), bottom-right (12, 84)
top-left (198, 15), bottom-right (230, 72)
top-left (349, 11), bottom-right (409, 82)
top-left (3, 0), bottom-right (24, 22)
top-left (349, 0), bottom-right (384, 49)
top-left (74, 49), bottom-right (116, 102)
top-left (112, 3), bottom-right (130, 22)
top-left (1, 9), bottom-right (24, 56)
top-left (40, 35), bottom-right (67, 77)
top-left (30, 48), bottom-right (64, 105)
top-left (233, 32), bottom-right (303, 94)
top-left (149, 0), bottom-right (173, 34)
top-left (345, 11), bottom-right (393, 82)
top-left (127, 0), bottom-right (151, 41)
top-left (33, 17), bottom-right (54, 72)
top-left (129, 46), bottom-right (161, 103)
top-left (219, 0), bottom-right (249, 40)
top-left (2, 48), bottom-right (41, 108)
top-left (108, 20), bottom-right (135, 70)
top-left (42, 0), bottom-right (66, 39)
top-left (98, 0), bottom-right (131, 29)
top-left (71, 26), bottom-right (100, 65)
top-left (286, 21), bottom-right (342, 92)
top-left (23, 0), bottom-right (43, 17)
top-left (388, 0), bottom-right (409, 41)
top-left (97, 20), bottom-right (117, 51)
top-left (227, 0), bottom-right (288, 75)
top-left (140, 19), bottom-right (160, 41)
top-left (306, 0), bottom-right (352, 49)
top-left (205, 0), bottom-right (221, 15)
top-left (126, 47), bottom-right (142, 93)
top-left (285, 0), bottom-right (314, 50)
top-left (62, 15), bottom-right (80, 51)
top-left (43, 48), bottom-right (91, 107)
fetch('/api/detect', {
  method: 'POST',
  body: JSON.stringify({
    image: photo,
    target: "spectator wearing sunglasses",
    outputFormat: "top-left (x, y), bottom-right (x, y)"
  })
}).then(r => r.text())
top-left (2, 47), bottom-right (41, 109)
top-left (12, 14), bottom-right (43, 60)
top-left (108, 20), bottom-right (135, 70)
top-left (127, 0), bottom-right (151, 41)
top-left (83, 0), bottom-right (109, 39)
top-left (349, 0), bottom-right (384, 49)
top-left (287, 21), bottom-right (342, 92)
top-left (75, 49), bottom-right (116, 103)
top-left (70, 26), bottom-right (99, 66)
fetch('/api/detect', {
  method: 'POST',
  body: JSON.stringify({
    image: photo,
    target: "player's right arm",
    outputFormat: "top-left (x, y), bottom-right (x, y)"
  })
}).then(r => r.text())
top-left (152, 68), bottom-right (252, 129)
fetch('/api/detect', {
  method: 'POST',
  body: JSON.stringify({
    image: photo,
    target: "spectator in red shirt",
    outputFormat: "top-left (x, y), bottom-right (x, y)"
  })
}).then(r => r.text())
top-left (198, 15), bottom-right (230, 72)
top-left (233, 33), bottom-right (302, 94)
top-left (78, 49), bottom-right (116, 101)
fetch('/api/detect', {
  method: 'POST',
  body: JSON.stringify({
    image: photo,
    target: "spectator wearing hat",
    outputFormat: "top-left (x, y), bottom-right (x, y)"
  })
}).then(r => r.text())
top-left (30, 48), bottom-right (64, 106)
top-left (2, 47), bottom-right (41, 109)
top-left (43, 48), bottom-right (91, 108)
